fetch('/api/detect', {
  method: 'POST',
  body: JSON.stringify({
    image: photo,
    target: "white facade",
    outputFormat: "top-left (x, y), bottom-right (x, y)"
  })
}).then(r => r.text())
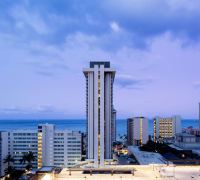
top-left (10, 130), bottom-right (38, 170)
top-left (112, 109), bottom-right (117, 143)
top-left (37, 124), bottom-right (82, 168)
top-left (153, 116), bottom-right (181, 142)
top-left (54, 130), bottom-right (82, 167)
top-left (0, 131), bottom-right (9, 176)
top-left (0, 124), bottom-right (82, 176)
top-left (127, 117), bottom-right (149, 146)
top-left (175, 133), bottom-right (200, 149)
top-left (38, 124), bottom-right (54, 168)
top-left (83, 61), bottom-right (116, 167)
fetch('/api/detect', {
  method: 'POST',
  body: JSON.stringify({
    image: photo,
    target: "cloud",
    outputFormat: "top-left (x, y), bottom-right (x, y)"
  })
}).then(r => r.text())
top-left (0, 106), bottom-right (65, 115)
top-left (9, 5), bottom-right (51, 35)
top-left (0, 107), bottom-right (26, 114)
top-left (115, 74), bottom-right (153, 89)
top-left (1, 0), bottom-right (200, 51)
top-left (0, 105), bottom-right (72, 119)
top-left (0, 0), bottom-right (200, 119)
top-left (35, 105), bottom-right (58, 113)
top-left (102, 0), bottom-right (200, 43)
top-left (35, 70), bottom-right (54, 77)
top-left (194, 82), bottom-right (200, 89)
top-left (110, 21), bottom-right (121, 32)
top-left (25, 58), bottom-right (69, 77)
top-left (0, 34), bottom-right (69, 76)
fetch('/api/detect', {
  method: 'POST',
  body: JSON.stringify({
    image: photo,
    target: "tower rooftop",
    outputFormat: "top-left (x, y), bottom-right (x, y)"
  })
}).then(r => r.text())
top-left (90, 61), bottom-right (110, 68)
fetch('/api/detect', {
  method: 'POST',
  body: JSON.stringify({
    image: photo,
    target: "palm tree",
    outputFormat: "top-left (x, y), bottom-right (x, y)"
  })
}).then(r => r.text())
top-left (4, 166), bottom-right (15, 178)
top-left (3, 155), bottom-right (14, 167)
top-left (21, 151), bottom-right (36, 171)
top-left (20, 153), bottom-right (27, 165)
top-left (3, 155), bottom-right (15, 179)
top-left (4, 167), bottom-right (24, 180)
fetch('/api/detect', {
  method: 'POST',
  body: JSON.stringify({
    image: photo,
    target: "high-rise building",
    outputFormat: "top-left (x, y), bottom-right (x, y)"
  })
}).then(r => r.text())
top-left (0, 124), bottom-right (82, 176)
top-left (127, 117), bottom-right (149, 146)
top-left (112, 109), bottom-right (117, 143)
top-left (0, 131), bottom-right (9, 177)
top-left (83, 61), bottom-right (116, 167)
top-left (153, 116), bottom-right (181, 142)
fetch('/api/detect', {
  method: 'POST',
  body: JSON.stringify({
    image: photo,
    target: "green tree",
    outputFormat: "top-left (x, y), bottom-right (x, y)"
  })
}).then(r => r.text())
top-left (3, 155), bottom-right (14, 166)
top-left (4, 166), bottom-right (15, 179)
top-left (3, 155), bottom-right (16, 180)
top-left (21, 151), bottom-right (36, 171)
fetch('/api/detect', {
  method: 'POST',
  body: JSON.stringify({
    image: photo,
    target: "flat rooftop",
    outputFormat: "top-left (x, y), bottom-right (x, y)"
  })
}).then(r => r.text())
top-left (90, 61), bottom-right (110, 68)
top-left (37, 166), bottom-right (55, 173)
top-left (43, 165), bottom-right (200, 180)
top-left (168, 144), bottom-right (183, 150)
top-left (176, 133), bottom-right (196, 137)
top-left (128, 146), bottom-right (167, 165)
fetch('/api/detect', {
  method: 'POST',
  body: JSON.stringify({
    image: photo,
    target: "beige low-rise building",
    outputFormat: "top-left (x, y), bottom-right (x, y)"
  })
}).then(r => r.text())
top-left (153, 116), bottom-right (181, 142)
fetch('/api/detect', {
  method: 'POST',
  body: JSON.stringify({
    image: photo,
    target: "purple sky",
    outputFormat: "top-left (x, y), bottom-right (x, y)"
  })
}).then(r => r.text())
top-left (0, 0), bottom-right (200, 119)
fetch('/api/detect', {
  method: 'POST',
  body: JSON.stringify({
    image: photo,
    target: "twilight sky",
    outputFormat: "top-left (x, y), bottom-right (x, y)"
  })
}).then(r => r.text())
top-left (0, 0), bottom-right (200, 119)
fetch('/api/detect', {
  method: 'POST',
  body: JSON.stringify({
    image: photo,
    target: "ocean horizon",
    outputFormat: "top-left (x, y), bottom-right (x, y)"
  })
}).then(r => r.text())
top-left (0, 119), bottom-right (198, 138)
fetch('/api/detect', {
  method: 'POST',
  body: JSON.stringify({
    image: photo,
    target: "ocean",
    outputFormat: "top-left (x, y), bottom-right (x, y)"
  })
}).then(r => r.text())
top-left (0, 119), bottom-right (198, 138)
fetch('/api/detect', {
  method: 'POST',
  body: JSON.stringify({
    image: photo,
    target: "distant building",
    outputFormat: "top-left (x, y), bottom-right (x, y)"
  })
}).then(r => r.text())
top-left (127, 117), bottom-right (148, 146)
top-left (175, 133), bottom-right (200, 149)
top-left (128, 146), bottom-right (167, 165)
top-left (0, 131), bottom-right (9, 177)
top-left (183, 126), bottom-right (200, 136)
top-left (0, 124), bottom-right (82, 177)
top-left (199, 102), bottom-right (200, 129)
top-left (153, 116), bottom-right (181, 142)
top-left (83, 61), bottom-right (116, 167)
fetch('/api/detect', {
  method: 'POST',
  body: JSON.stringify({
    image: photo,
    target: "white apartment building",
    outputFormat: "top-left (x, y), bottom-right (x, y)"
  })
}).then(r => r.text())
top-left (10, 130), bottom-right (38, 170)
top-left (153, 116), bottom-right (181, 142)
top-left (175, 133), bottom-right (200, 149)
top-left (83, 61), bottom-right (116, 167)
top-left (127, 117), bottom-right (149, 146)
top-left (0, 131), bottom-right (9, 177)
top-left (38, 124), bottom-right (82, 168)
top-left (37, 124), bottom-right (54, 168)
top-left (0, 124), bottom-right (82, 177)
top-left (63, 131), bottom-right (82, 167)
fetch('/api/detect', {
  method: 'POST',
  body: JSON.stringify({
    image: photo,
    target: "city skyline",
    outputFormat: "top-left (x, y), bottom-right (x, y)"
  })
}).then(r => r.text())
top-left (1, 1), bottom-right (200, 119)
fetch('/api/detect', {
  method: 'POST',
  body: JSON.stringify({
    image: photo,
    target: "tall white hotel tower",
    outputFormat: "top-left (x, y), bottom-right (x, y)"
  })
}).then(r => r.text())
top-left (83, 61), bottom-right (116, 167)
